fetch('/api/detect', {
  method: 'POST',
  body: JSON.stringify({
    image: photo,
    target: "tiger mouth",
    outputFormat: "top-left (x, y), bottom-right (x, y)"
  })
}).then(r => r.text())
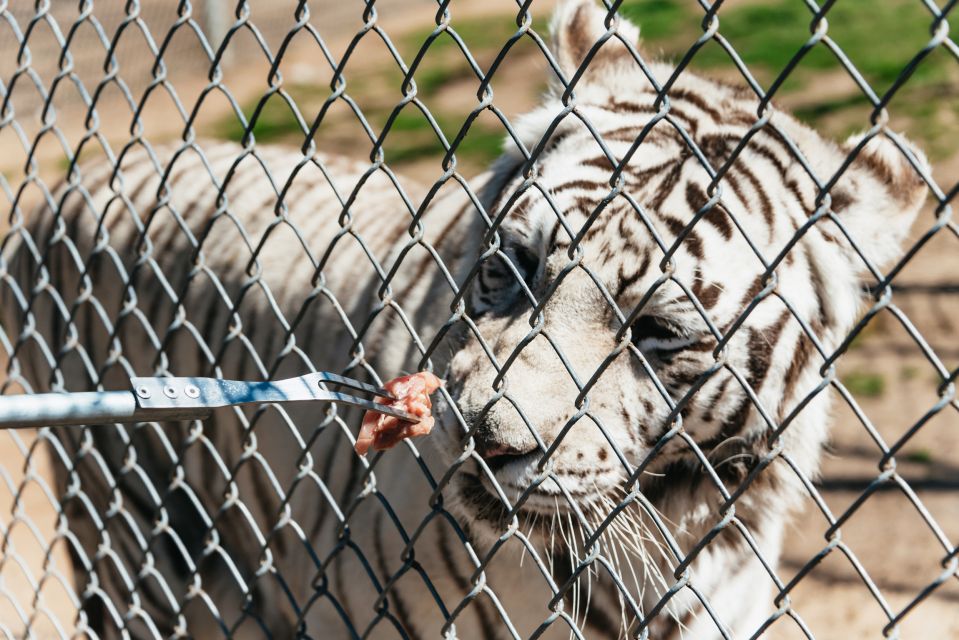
top-left (455, 472), bottom-right (511, 524)
top-left (454, 467), bottom-right (604, 525)
top-left (439, 416), bottom-right (615, 522)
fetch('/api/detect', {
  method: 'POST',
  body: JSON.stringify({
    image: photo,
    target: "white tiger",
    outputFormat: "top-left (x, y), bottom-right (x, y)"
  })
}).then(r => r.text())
top-left (2, 1), bottom-right (928, 638)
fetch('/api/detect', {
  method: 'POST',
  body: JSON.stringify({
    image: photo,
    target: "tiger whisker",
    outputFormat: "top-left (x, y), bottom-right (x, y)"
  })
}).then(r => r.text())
top-left (711, 452), bottom-right (757, 470)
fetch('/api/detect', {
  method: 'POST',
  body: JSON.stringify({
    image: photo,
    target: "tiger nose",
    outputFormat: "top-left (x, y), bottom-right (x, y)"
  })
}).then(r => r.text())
top-left (478, 442), bottom-right (540, 473)
top-left (471, 415), bottom-right (539, 472)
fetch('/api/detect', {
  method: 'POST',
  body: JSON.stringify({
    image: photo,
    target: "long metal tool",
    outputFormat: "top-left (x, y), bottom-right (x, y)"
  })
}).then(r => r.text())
top-left (0, 372), bottom-right (415, 428)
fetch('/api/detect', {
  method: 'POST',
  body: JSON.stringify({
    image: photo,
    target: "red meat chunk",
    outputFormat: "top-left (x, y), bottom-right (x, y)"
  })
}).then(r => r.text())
top-left (354, 371), bottom-right (443, 455)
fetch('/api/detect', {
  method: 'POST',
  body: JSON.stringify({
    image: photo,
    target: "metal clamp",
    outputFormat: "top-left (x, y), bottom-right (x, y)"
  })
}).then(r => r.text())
top-left (0, 372), bottom-right (412, 429)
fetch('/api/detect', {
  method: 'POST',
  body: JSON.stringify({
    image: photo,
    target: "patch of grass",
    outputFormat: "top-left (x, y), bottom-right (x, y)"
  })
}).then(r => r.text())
top-left (212, 3), bottom-right (957, 170)
top-left (618, 0), bottom-right (688, 42)
top-left (620, 0), bottom-right (957, 157)
top-left (212, 89), bottom-right (504, 170)
top-left (215, 88), bottom-right (318, 144)
top-left (413, 63), bottom-right (474, 96)
top-left (401, 14), bottom-right (542, 61)
top-left (791, 93), bottom-right (873, 142)
top-left (379, 108), bottom-right (503, 166)
top-left (58, 154), bottom-right (76, 172)
top-left (904, 448), bottom-right (934, 465)
top-left (56, 145), bottom-right (101, 172)
top-left (398, 12), bottom-right (553, 104)
top-left (898, 82), bottom-right (959, 160)
top-left (793, 93), bottom-right (872, 122)
top-left (690, 0), bottom-right (951, 88)
top-left (842, 371), bottom-right (886, 398)
top-left (899, 365), bottom-right (920, 381)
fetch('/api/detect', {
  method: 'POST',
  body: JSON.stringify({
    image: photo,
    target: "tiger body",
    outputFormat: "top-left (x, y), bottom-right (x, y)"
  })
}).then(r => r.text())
top-left (3, 1), bottom-right (928, 638)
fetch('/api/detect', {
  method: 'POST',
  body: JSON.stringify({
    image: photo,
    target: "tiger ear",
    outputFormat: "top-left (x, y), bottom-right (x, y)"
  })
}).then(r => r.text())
top-left (829, 133), bottom-right (929, 270)
top-left (549, 0), bottom-right (640, 85)
top-left (502, 1), bottom-right (639, 158)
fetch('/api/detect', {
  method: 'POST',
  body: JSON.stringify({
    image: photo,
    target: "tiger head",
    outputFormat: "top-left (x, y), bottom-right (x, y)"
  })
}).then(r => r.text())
top-left (436, 0), bottom-right (928, 541)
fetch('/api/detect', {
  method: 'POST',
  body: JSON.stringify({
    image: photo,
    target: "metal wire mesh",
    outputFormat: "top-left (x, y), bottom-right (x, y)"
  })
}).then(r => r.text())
top-left (0, 0), bottom-right (956, 638)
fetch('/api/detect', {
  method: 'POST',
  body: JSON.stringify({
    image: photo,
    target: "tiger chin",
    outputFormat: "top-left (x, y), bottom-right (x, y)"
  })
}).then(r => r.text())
top-left (423, 1), bottom-right (929, 638)
top-left (8, 0), bottom-right (930, 638)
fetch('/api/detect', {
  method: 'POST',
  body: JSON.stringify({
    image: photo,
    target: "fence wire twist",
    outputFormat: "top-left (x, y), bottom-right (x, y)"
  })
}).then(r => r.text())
top-left (0, 0), bottom-right (957, 638)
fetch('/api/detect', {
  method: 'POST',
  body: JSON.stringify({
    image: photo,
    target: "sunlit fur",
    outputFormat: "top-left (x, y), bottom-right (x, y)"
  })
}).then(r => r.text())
top-left (4, 1), bottom-right (928, 638)
top-left (430, 2), bottom-right (928, 637)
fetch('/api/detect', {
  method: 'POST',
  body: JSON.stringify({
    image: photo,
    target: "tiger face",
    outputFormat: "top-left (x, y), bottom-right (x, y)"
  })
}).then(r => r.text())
top-left (434, 0), bottom-right (928, 543)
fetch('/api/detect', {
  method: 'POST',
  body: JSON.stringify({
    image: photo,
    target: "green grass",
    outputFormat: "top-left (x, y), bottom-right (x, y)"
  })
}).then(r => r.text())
top-left (214, 3), bottom-right (958, 165)
top-left (401, 14), bottom-right (548, 61)
top-left (216, 88), bottom-right (320, 144)
top-left (899, 365), bottom-right (920, 381)
top-left (398, 13), bottom-right (550, 103)
top-left (904, 448), bottom-right (934, 465)
top-left (212, 12), bottom-right (536, 169)
top-left (842, 371), bottom-right (886, 398)
top-left (622, 0), bottom-right (953, 87)
top-left (619, 1), bottom-right (688, 42)
top-left (214, 85), bottom-right (504, 169)
top-left (378, 108), bottom-right (504, 165)
top-left (412, 64), bottom-right (474, 96)
top-left (619, 0), bottom-right (958, 156)
top-left (56, 145), bottom-right (102, 172)
top-left (792, 93), bottom-right (872, 122)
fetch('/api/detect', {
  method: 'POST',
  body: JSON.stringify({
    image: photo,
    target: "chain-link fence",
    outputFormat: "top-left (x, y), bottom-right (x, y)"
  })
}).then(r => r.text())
top-left (0, 0), bottom-right (957, 638)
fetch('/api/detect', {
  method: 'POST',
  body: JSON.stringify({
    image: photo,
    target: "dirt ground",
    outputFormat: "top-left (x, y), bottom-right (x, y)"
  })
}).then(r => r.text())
top-left (0, 1), bottom-right (956, 638)
top-left (778, 200), bottom-right (959, 638)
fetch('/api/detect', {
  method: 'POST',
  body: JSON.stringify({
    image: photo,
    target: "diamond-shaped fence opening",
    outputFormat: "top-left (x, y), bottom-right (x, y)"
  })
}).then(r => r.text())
top-left (0, 0), bottom-right (956, 638)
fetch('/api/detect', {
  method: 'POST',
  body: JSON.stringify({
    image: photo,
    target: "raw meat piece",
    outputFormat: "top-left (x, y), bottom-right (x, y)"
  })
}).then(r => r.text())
top-left (354, 371), bottom-right (443, 455)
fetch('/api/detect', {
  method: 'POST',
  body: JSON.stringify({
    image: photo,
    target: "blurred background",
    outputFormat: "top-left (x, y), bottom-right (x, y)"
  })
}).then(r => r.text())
top-left (0, 0), bottom-right (956, 637)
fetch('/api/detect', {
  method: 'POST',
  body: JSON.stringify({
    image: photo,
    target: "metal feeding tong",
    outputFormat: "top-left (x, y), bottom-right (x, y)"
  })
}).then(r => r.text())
top-left (0, 372), bottom-right (416, 429)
